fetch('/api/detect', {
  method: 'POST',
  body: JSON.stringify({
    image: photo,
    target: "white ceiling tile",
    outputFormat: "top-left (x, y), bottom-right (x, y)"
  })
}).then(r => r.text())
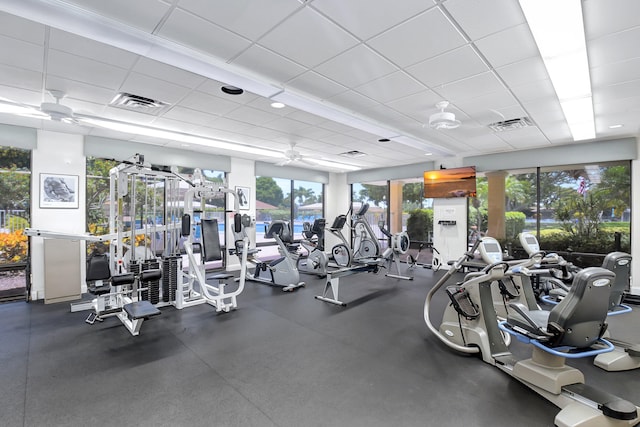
top-left (496, 57), bottom-right (548, 88)
top-left (101, 106), bottom-right (158, 124)
top-left (509, 78), bottom-right (557, 102)
top-left (588, 28), bottom-right (640, 68)
top-left (354, 72), bottom-right (425, 104)
top-left (262, 117), bottom-right (311, 134)
top-left (286, 71), bottom-right (347, 100)
top-left (386, 90), bottom-right (441, 120)
top-left (179, 91), bottom-right (241, 116)
top-left (454, 91), bottom-right (518, 121)
top-left (44, 76), bottom-right (116, 105)
top-left (133, 57), bottom-right (208, 89)
top-left (317, 120), bottom-right (358, 134)
top-left (292, 126), bottom-right (336, 140)
top-left (120, 72), bottom-right (191, 104)
top-left (311, 0), bottom-right (434, 40)
top-left (161, 105), bottom-right (220, 125)
top-left (0, 86), bottom-right (42, 105)
top-left (314, 44), bottom-right (396, 88)
top-left (58, 0), bottom-right (172, 33)
top-left (225, 105), bottom-right (281, 125)
top-left (0, 35), bottom-right (44, 73)
top-left (463, 134), bottom-right (513, 150)
top-left (591, 57), bottom-right (640, 86)
top-left (0, 64), bottom-right (42, 92)
top-left (158, 9), bottom-right (252, 61)
top-left (439, 72), bottom-right (506, 103)
top-left (284, 110), bottom-right (327, 126)
top-left (407, 46), bottom-right (489, 87)
top-left (368, 8), bottom-right (466, 67)
top-left (49, 29), bottom-right (138, 69)
top-left (496, 126), bottom-right (548, 146)
top-left (584, 0), bottom-right (640, 40)
top-left (0, 12), bottom-right (45, 44)
top-left (594, 79), bottom-right (640, 104)
top-left (232, 45), bottom-right (307, 83)
top-left (177, 0), bottom-right (301, 40)
top-left (258, 7), bottom-right (358, 68)
top-left (443, 0), bottom-right (525, 40)
top-left (206, 116), bottom-right (256, 133)
top-left (327, 90), bottom-right (380, 113)
top-left (474, 24), bottom-right (539, 68)
top-left (47, 50), bottom-right (129, 90)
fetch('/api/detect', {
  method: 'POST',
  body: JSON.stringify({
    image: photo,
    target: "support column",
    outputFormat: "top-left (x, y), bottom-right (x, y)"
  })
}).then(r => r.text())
top-left (389, 181), bottom-right (403, 233)
top-left (486, 170), bottom-right (507, 240)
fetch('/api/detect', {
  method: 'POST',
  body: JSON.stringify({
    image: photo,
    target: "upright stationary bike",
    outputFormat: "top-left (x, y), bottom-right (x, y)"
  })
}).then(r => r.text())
top-left (298, 218), bottom-right (329, 277)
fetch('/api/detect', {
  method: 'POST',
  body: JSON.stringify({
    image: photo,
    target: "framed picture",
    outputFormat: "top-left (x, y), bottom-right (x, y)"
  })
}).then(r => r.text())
top-left (235, 186), bottom-right (250, 210)
top-left (40, 173), bottom-right (79, 209)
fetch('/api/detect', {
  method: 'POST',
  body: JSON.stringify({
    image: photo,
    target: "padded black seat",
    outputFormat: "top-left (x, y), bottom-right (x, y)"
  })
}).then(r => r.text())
top-left (86, 254), bottom-right (112, 295)
top-left (601, 252), bottom-right (631, 310)
top-left (506, 267), bottom-right (614, 348)
top-left (123, 300), bottom-right (161, 319)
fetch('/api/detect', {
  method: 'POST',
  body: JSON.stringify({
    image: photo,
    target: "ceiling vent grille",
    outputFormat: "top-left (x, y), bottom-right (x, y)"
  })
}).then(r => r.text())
top-left (109, 93), bottom-right (170, 115)
top-left (339, 150), bottom-right (367, 158)
top-left (488, 117), bottom-right (533, 132)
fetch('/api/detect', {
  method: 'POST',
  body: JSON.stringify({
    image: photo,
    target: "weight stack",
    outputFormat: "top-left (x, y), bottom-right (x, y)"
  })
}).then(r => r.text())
top-left (141, 259), bottom-right (161, 304)
top-left (162, 256), bottom-right (180, 303)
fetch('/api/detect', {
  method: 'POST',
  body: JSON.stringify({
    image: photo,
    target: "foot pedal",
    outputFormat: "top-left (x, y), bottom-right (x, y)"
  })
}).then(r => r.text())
top-left (446, 286), bottom-right (480, 320)
top-left (85, 312), bottom-right (98, 324)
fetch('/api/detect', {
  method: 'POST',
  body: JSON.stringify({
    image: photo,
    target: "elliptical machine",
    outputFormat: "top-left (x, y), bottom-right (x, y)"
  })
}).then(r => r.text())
top-left (424, 238), bottom-right (640, 427)
top-left (298, 218), bottom-right (329, 277)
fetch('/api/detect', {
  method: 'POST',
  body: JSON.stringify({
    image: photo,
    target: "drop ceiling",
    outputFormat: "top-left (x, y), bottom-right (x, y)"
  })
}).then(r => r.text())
top-left (0, 0), bottom-right (638, 172)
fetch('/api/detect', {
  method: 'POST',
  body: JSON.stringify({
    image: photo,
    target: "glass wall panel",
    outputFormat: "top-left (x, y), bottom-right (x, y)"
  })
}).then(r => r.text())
top-left (352, 181), bottom-right (389, 249)
top-left (293, 180), bottom-right (323, 240)
top-left (0, 147), bottom-right (31, 300)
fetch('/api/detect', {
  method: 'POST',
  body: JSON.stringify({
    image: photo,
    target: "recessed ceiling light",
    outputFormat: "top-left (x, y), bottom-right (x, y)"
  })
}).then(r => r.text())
top-left (221, 85), bottom-right (244, 95)
top-left (424, 152), bottom-right (433, 156)
top-left (378, 138), bottom-right (391, 143)
top-left (609, 124), bottom-right (624, 129)
top-left (270, 102), bottom-right (286, 109)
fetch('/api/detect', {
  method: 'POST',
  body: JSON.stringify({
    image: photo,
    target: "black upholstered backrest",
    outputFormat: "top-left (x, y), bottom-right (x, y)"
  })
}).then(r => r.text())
top-left (201, 219), bottom-right (222, 262)
top-left (548, 267), bottom-right (613, 348)
top-left (601, 251), bottom-right (631, 310)
top-left (265, 220), bottom-right (293, 243)
top-left (86, 253), bottom-right (111, 281)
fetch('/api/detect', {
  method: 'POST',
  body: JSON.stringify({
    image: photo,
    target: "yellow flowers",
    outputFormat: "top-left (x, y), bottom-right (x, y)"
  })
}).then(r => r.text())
top-left (0, 229), bottom-right (28, 263)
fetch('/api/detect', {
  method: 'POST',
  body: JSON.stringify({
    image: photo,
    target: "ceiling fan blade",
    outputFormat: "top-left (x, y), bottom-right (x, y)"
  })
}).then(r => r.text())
top-left (0, 98), bottom-right (49, 119)
top-left (275, 158), bottom-right (292, 166)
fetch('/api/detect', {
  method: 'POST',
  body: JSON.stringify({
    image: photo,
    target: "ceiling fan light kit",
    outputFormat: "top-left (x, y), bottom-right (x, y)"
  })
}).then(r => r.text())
top-left (429, 101), bottom-right (461, 130)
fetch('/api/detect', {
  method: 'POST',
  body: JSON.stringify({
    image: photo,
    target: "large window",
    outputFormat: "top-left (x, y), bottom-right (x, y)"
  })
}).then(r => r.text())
top-left (255, 176), bottom-right (324, 258)
top-left (86, 158), bottom-right (227, 268)
top-left (0, 147), bottom-right (31, 301)
top-left (475, 161), bottom-right (631, 263)
top-left (351, 181), bottom-right (389, 249)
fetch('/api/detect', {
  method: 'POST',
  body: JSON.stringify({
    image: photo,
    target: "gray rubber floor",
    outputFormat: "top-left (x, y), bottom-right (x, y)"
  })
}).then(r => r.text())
top-left (1, 265), bottom-right (639, 427)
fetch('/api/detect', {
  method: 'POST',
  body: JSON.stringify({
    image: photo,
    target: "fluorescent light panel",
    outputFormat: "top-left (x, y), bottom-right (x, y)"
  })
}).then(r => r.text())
top-left (83, 117), bottom-right (362, 171)
top-left (81, 117), bottom-right (283, 159)
top-left (520, 0), bottom-right (595, 141)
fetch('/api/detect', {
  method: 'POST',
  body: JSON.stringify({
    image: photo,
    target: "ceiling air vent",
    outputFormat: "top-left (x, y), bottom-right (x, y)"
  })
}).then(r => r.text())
top-left (488, 117), bottom-right (533, 132)
top-left (109, 93), bottom-right (170, 115)
top-left (339, 150), bottom-right (367, 158)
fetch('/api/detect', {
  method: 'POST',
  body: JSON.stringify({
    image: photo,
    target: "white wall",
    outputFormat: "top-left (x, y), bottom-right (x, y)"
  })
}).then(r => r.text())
top-left (225, 157), bottom-right (255, 270)
top-left (631, 137), bottom-right (640, 295)
top-left (324, 172), bottom-right (351, 250)
top-left (30, 130), bottom-right (86, 300)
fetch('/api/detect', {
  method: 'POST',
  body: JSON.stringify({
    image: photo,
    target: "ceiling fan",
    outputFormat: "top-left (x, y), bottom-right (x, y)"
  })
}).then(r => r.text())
top-left (428, 101), bottom-right (461, 130)
top-left (276, 142), bottom-right (314, 166)
top-left (0, 90), bottom-right (82, 124)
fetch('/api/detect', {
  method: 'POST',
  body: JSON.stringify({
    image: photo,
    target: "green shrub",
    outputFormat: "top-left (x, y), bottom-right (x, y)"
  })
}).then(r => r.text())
top-left (406, 208), bottom-right (433, 242)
